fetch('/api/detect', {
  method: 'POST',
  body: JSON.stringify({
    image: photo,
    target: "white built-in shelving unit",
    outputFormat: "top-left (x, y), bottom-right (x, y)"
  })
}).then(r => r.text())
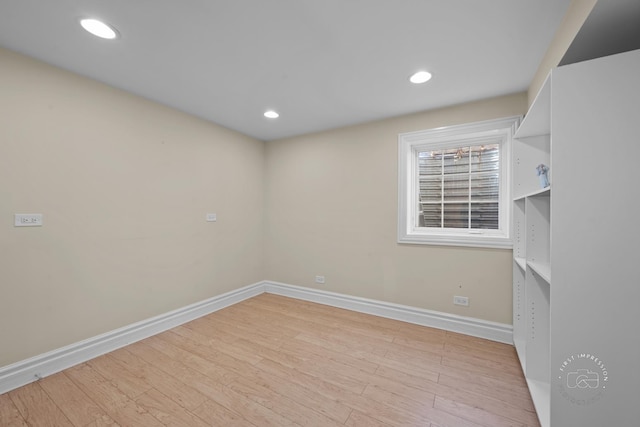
top-left (513, 49), bottom-right (640, 427)
top-left (512, 73), bottom-right (552, 427)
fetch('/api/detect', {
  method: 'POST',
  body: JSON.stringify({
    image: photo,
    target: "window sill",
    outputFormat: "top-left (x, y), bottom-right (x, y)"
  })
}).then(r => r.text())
top-left (398, 233), bottom-right (513, 249)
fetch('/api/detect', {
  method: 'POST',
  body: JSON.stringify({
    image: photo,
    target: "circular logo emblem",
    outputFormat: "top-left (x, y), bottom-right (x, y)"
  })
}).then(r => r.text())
top-left (557, 353), bottom-right (609, 405)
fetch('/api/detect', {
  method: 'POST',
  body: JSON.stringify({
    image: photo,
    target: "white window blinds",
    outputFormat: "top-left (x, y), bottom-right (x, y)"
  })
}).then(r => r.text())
top-left (417, 143), bottom-right (500, 230)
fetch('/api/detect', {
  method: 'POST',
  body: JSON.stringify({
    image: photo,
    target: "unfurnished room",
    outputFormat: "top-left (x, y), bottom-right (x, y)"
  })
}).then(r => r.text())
top-left (1, 1), bottom-right (639, 426)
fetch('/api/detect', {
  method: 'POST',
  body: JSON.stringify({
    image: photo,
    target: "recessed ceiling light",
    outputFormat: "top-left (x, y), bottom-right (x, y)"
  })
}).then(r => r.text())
top-left (80, 18), bottom-right (118, 40)
top-left (409, 71), bottom-right (432, 84)
top-left (264, 110), bottom-right (279, 119)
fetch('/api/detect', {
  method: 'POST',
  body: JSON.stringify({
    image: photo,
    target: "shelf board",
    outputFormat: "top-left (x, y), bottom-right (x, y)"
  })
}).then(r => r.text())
top-left (527, 261), bottom-right (551, 284)
top-left (515, 75), bottom-right (551, 139)
top-left (526, 379), bottom-right (550, 427)
top-left (514, 186), bottom-right (550, 201)
top-left (515, 257), bottom-right (526, 271)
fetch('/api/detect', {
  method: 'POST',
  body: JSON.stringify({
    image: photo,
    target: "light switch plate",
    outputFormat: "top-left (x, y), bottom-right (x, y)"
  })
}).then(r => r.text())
top-left (15, 213), bottom-right (43, 227)
top-left (206, 213), bottom-right (217, 222)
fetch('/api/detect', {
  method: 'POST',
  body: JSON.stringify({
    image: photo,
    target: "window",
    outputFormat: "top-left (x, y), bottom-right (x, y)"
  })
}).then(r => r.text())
top-left (398, 116), bottom-right (519, 248)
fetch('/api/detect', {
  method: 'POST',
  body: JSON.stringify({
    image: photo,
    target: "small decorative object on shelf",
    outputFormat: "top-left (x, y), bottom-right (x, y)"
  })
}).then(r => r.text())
top-left (536, 163), bottom-right (550, 188)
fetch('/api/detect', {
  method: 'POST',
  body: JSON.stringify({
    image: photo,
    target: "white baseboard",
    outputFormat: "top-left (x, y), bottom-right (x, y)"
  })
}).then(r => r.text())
top-left (0, 282), bottom-right (264, 395)
top-left (264, 281), bottom-right (513, 344)
top-left (1, 280), bottom-right (513, 395)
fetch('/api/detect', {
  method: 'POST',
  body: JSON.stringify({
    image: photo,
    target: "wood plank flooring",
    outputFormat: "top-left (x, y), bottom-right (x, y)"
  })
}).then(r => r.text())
top-left (1, 294), bottom-right (540, 426)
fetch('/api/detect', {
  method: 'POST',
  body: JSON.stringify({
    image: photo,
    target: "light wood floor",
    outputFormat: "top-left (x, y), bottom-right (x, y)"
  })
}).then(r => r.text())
top-left (1, 293), bottom-right (540, 427)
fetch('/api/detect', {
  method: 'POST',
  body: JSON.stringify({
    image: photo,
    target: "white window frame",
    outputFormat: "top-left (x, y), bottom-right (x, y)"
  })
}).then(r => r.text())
top-left (398, 116), bottom-right (520, 249)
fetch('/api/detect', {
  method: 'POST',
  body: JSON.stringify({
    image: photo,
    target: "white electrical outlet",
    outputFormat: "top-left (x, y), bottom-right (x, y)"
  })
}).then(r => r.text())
top-left (14, 213), bottom-right (43, 227)
top-left (453, 295), bottom-right (469, 306)
top-left (315, 275), bottom-right (325, 284)
top-left (206, 213), bottom-right (217, 222)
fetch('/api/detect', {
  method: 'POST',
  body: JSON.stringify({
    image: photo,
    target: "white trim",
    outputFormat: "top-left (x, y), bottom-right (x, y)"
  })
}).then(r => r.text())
top-left (0, 282), bottom-right (264, 395)
top-left (264, 281), bottom-right (513, 344)
top-left (0, 280), bottom-right (513, 395)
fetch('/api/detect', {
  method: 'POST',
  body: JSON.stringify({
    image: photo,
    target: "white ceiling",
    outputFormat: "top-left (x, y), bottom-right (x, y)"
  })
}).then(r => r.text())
top-left (560, 0), bottom-right (640, 66)
top-left (0, 0), bottom-right (572, 141)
